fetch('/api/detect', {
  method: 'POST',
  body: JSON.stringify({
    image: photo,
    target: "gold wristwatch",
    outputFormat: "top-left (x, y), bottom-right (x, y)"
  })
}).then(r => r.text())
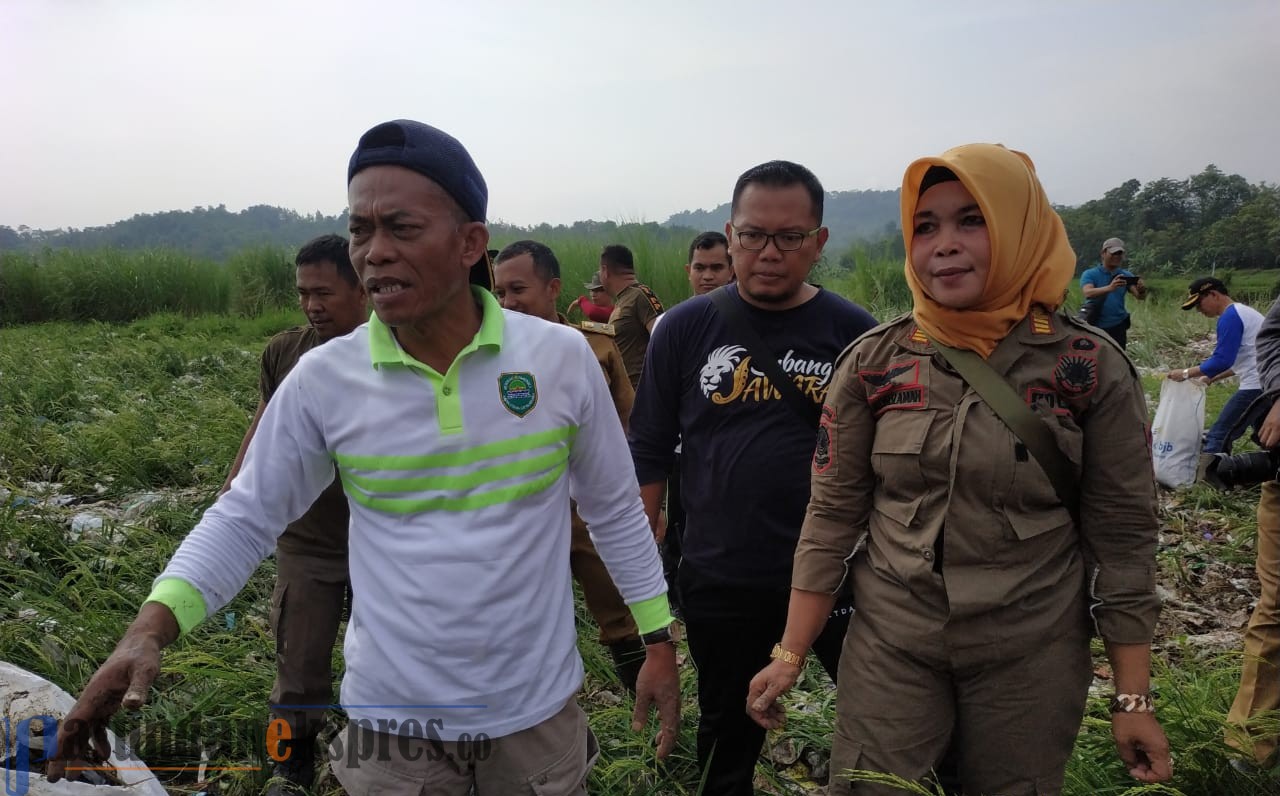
top-left (770, 643), bottom-right (804, 666)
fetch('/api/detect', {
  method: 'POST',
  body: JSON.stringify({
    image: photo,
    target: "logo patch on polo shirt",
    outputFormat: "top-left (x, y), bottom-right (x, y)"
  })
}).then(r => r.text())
top-left (498, 372), bottom-right (538, 417)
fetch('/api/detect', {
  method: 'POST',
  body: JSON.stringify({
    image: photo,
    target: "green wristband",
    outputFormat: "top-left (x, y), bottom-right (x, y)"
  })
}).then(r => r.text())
top-left (629, 593), bottom-right (675, 635)
top-left (144, 578), bottom-right (208, 636)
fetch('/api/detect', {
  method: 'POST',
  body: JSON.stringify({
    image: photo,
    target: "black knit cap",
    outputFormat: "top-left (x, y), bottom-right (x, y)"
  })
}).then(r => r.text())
top-left (348, 120), bottom-right (492, 288)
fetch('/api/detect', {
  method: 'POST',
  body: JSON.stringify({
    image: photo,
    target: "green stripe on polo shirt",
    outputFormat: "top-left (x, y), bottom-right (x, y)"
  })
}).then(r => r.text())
top-left (340, 458), bottom-right (568, 514)
top-left (334, 425), bottom-right (577, 470)
top-left (341, 447), bottom-right (569, 493)
top-left (367, 287), bottom-right (505, 435)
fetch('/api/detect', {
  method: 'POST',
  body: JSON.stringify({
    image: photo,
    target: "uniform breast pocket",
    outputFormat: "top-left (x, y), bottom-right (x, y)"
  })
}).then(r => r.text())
top-left (1004, 414), bottom-right (1082, 540)
top-left (871, 410), bottom-right (934, 528)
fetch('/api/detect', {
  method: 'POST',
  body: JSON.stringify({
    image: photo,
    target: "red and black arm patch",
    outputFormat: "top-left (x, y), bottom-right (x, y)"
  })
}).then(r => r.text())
top-left (1053, 353), bottom-right (1099, 400)
top-left (814, 404), bottom-right (837, 474)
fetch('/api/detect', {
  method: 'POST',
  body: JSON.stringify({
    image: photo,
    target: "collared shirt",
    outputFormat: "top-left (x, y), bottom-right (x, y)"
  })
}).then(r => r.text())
top-left (151, 288), bottom-right (669, 740)
top-left (560, 314), bottom-right (633, 429)
top-left (794, 309), bottom-right (1160, 666)
top-left (609, 282), bottom-right (664, 387)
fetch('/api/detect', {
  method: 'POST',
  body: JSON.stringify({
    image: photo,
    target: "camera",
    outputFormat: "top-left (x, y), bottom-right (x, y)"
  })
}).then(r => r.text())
top-left (1202, 449), bottom-right (1280, 490)
top-left (1122, 275), bottom-right (1141, 286)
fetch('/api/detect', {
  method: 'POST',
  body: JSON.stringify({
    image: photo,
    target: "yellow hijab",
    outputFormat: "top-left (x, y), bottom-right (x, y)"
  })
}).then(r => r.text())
top-left (902, 144), bottom-right (1076, 358)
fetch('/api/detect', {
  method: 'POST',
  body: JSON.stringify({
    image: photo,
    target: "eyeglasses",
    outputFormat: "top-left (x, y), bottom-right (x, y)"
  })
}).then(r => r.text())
top-left (731, 226), bottom-right (821, 252)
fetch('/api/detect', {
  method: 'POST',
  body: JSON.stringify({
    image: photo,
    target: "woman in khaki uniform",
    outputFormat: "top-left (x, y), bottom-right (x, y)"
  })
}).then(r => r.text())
top-left (746, 144), bottom-right (1172, 794)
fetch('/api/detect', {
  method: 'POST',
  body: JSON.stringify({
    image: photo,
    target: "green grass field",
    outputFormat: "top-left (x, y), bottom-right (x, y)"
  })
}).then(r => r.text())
top-left (2, 250), bottom-right (1279, 794)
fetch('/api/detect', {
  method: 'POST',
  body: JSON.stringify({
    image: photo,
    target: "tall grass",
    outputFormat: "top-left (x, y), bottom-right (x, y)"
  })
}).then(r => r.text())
top-left (0, 247), bottom-right (300, 326)
top-left (0, 249), bottom-right (231, 324)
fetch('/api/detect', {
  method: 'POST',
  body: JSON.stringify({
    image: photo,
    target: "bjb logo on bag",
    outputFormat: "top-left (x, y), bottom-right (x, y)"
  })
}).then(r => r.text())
top-left (3, 715), bottom-right (58, 796)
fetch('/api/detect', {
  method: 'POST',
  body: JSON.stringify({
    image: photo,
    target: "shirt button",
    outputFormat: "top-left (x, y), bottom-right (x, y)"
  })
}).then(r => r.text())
top-left (921, 548), bottom-right (935, 561)
top-left (442, 386), bottom-right (452, 396)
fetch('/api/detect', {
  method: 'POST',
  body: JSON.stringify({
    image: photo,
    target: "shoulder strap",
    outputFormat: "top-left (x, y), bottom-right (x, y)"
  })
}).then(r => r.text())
top-left (709, 287), bottom-right (820, 428)
top-left (928, 339), bottom-right (1080, 518)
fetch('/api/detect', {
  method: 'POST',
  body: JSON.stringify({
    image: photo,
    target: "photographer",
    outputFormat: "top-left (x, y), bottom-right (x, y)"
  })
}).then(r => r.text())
top-left (1080, 237), bottom-right (1146, 349)
top-left (1167, 278), bottom-right (1265, 454)
top-left (1224, 295), bottom-right (1280, 771)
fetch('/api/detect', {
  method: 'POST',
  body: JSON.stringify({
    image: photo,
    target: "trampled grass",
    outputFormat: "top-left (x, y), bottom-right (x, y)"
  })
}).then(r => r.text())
top-left (3, 246), bottom-right (1279, 794)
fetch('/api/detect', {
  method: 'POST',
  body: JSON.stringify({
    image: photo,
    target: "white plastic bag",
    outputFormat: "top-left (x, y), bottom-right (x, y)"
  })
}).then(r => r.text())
top-left (1151, 378), bottom-right (1206, 488)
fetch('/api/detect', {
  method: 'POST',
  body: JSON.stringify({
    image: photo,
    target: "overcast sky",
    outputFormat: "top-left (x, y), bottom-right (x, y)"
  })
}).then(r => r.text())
top-left (4, 0), bottom-right (1278, 231)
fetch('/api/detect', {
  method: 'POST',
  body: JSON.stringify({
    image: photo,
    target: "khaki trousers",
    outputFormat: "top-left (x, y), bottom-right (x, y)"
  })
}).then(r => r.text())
top-left (1226, 480), bottom-right (1280, 765)
top-left (329, 698), bottom-right (598, 795)
top-left (828, 612), bottom-right (1091, 796)
top-left (569, 504), bottom-right (639, 645)
top-left (269, 550), bottom-right (349, 739)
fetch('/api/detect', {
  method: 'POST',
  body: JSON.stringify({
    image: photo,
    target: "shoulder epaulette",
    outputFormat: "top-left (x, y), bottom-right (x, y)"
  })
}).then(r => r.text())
top-left (1029, 307), bottom-right (1054, 335)
top-left (638, 284), bottom-right (665, 314)
top-left (577, 320), bottom-right (617, 337)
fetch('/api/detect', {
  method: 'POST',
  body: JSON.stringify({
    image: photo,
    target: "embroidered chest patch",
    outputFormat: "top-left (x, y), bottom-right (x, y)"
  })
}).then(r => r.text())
top-left (498, 372), bottom-right (538, 417)
top-left (1026, 386), bottom-right (1073, 417)
top-left (858, 360), bottom-right (926, 416)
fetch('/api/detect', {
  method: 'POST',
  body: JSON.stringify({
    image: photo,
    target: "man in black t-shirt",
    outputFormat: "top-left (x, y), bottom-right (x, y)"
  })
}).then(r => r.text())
top-left (221, 234), bottom-right (367, 794)
top-left (629, 161), bottom-right (877, 796)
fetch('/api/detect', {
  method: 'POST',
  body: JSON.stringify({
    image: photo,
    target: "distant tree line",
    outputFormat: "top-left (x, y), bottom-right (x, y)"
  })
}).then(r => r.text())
top-left (0, 205), bottom-right (350, 262)
top-left (3, 167), bottom-right (1277, 275)
top-left (1056, 165), bottom-right (1280, 273)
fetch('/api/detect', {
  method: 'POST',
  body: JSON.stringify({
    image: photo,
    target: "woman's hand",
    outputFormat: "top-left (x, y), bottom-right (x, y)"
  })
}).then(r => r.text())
top-left (1112, 712), bottom-right (1173, 782)
top-left (746, 659), bottom-right (802, 729)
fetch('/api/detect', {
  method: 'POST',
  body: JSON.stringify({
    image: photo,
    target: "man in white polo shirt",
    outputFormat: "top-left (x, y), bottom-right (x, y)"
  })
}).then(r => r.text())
top-left (50, 120), bottom-right (680, 795)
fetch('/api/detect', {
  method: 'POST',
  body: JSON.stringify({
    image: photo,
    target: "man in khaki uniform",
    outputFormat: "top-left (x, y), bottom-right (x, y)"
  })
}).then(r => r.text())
top-left (220, 233), bottom-right (367, 793)
top-left (599, 243), bottom-right (664, 387)
top-left (785, 307), bottom-right (1162, 794)
top-left (1226, 294), bottom-right (1280, 770)
top-left (493, 239), bottom-right (647, 688)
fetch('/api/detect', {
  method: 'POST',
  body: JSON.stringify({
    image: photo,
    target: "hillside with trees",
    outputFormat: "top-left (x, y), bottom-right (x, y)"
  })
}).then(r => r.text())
top-left (2, 166), bottom-right (1277, 274)
top-left (665, 188), bottom-right (902, 254)
top-left (1057, 165), bottom-right (1280, 273)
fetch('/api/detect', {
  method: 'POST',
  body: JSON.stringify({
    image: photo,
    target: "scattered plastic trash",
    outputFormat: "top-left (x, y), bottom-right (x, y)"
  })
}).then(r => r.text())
top-left (70, 512), bottom-right (105, 537)
top-left (123, 492), bottom-right (165, 521)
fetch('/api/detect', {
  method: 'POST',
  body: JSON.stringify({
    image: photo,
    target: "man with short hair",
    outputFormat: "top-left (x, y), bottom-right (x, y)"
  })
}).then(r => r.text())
top-left (493, 239), bottom-right (647, 689)
top-left (1167, 277), bottom-right (1266, 454)
top-left (685, 231), bottom-right (734, 296)
top-left (652, 230), bottom-right (737, 610)
top-left (629, 160), bottom-right (878, 795)
top-left (219, 233), bottom-right (366, 793)
top-left (51, 120), bottom-right (680, 796)
top-left (1080, 237), bottom-right (1146, 348)
top-left (600, 243), bottom-right (664, 387)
